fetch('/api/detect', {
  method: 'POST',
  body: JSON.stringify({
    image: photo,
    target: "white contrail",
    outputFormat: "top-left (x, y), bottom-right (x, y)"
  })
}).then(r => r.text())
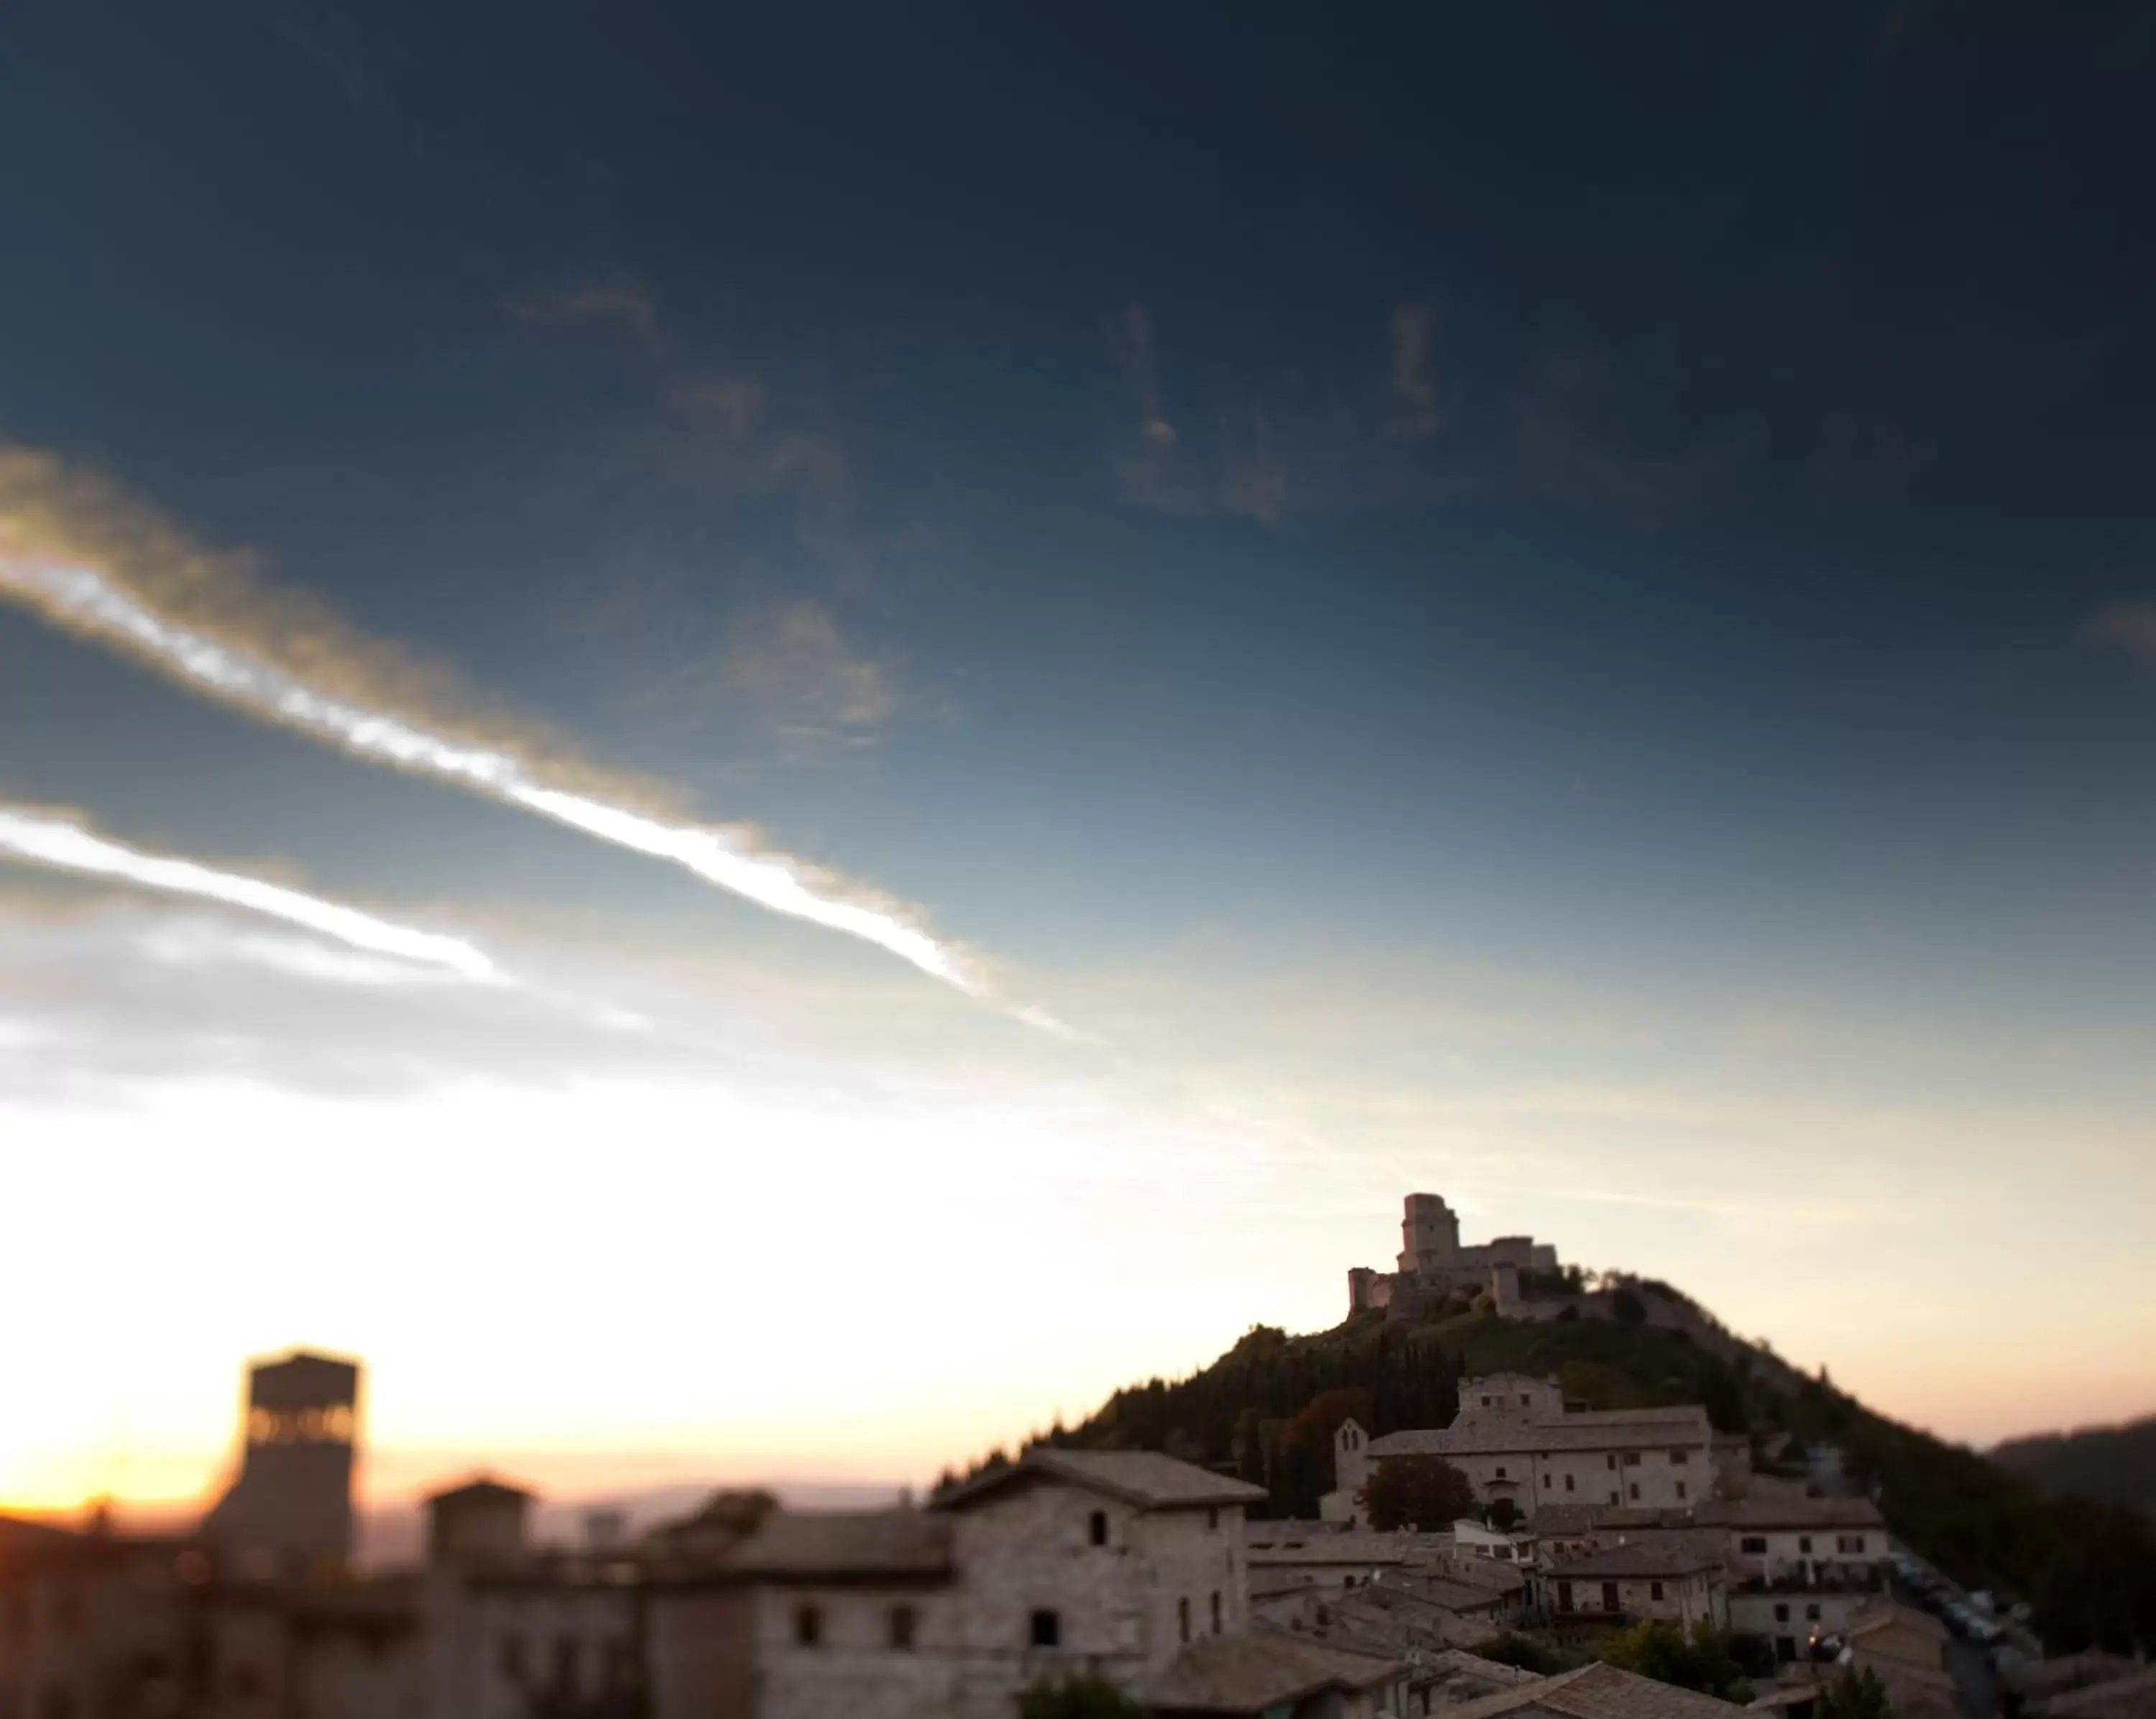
top-left (0, 806), bottom-right (502, 983)
top-left (0, 549), bottom-right (975, 992)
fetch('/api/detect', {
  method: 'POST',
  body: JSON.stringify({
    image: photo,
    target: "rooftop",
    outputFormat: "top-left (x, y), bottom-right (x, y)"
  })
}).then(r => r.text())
top-left (1372, 1419), bottom-right (1711, 1457)
top-left (1437, 1662), bottom-right (1743, 1719)
top-left (1846, 1601), bottom-right (1949, 1646)
top-left (731, 1510), bottom-right (953, 1582)
top-left (1549, 1540), bottom-right (1726, 1579)
top-left (2049, 1667), bottom-right (2156, 1719)
top-left (937, 1447), bottom-right (1268, 1513)
top-left (1143, 1628), bottom-right (1401, 1713)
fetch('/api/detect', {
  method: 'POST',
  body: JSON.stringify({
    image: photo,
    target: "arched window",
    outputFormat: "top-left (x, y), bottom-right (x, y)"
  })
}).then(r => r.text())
top-left (1088, 1510), bottom-right (1108, 1547)
top-left (1178, 1596), bottom-right (1191, 1644)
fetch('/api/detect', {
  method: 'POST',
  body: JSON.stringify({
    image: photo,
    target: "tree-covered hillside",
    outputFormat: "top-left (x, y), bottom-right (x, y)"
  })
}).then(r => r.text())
top-left (1994, 1416), bottom-right (2156, 1519)
top-left (981, 1294), bottom-right (2156, 1658)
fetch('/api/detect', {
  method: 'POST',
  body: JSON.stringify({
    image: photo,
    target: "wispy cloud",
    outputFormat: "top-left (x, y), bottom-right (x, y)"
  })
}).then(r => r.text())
top-left (1508, 351), bottom-right (1762, 522)
top-left (0, 447), bottom-right (980, 997)
top-left (1388, 300), bottom-right (1447, 440)
top-left (1110, 305), bottom-right (1358, 524)
top-left (2088, 599), bottom-right (2156, 669)
top-left (714, 599), bottom-right (899, 749)
top-left (507, 277), bottom-right (664, 348)
top-left (0, 806), bottom-right (499, 984)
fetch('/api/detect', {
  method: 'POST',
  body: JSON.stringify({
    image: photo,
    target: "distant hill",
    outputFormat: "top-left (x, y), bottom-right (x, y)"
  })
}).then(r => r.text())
top-left (1994, 1415), bottom-right (2156, 1518)
top-left (986, 1280), bottom-right (2156, 1659)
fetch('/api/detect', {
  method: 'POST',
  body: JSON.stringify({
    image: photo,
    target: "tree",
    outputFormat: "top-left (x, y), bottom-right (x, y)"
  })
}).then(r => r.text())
top-left (1473, 1632), bottom-right (1587, 1677)
top-left (1816, 1668), bottom-right (1895, 1719)
top-left (1019, 1675), bottom-right (1150, 1718)
top-left (1611, 1287), bottom-right (1647, 1327)
top-left (1595, 1621), bottom-right (1753, 1702)
top-left (1357, 1455), bottom-right (1475, 1531)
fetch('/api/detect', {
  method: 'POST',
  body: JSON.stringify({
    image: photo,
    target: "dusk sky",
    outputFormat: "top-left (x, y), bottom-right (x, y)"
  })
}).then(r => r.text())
top-left (4, 2), bottom-right (2155, 1518)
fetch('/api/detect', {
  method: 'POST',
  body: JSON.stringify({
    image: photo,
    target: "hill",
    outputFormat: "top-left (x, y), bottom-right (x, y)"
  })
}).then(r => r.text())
top-left (1994, 1415), bottom-right (2156, 1518)
top-left (989, 1280), bottom-right (2156, 1659)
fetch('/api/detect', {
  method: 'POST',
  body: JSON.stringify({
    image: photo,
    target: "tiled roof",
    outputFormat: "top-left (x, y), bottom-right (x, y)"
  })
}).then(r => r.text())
top-left (731, 1510), bottom-right (953, 1581)
top-left (425, 1477), bottom-right (533, 1504)
top-left (1143, 1629), bottom-right (1401, 1711)
top-left (1246, 1532), bottom-right (1406, 1566)
top-left (1846, 1601), bottom-right (1948, 1646)
top-left (1372, 1419), bottom-right (1711, 1457)
top-left (1437, 1662), bottom-right (1743, 1719)
top-left (2009, 1654), bottom-right (2141, 1698)
top-left (938, 1448), bottom-right (1267, 1513)
top-left (2050, 1668), bottom-right (2156, 1719)
top-left (1549, 1539), bottom-right (1724, 1578)
top-left (1707, 1496), bottom-right (1884, 1529)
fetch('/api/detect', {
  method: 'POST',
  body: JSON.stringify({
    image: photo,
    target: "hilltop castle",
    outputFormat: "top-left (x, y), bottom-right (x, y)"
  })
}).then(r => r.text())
top-left (1347, 1192), bottom-right (1560, 1319)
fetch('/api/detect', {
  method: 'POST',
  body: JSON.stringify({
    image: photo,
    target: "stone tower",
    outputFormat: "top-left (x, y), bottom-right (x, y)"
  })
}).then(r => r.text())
top-left (1396, 1192), bottom-right (1462, 1276)
top-left (202, 1350), bottom-right (359, 1580)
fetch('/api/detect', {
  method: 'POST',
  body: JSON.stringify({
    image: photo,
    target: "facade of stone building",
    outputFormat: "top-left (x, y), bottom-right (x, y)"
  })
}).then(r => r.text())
top-left (1332, 1387), bottom-right (1731, 1517)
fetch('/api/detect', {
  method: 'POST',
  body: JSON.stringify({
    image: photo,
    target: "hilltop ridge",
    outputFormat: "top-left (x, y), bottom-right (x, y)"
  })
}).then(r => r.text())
top-left (1005, 1273), bottom-right (2156, 1659)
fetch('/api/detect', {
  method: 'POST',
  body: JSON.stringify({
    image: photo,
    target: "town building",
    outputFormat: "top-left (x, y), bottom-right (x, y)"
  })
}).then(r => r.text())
top-left (1545, 1541), bottom-right (1728, 1633)
top-left (1330, 1379), bottom-right (1746, 1519)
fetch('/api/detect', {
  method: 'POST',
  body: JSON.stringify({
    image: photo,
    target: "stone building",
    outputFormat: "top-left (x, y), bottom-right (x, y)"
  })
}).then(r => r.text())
top-left (200, 1350), bottom-right (360, 1582)
top-left (1348, 1195), bottom-right (1560, 1318)
top-left (1330, 1377), bottom-right (1742, 1519)
top-left (1545, 1541), bottom-right (1728, 1632)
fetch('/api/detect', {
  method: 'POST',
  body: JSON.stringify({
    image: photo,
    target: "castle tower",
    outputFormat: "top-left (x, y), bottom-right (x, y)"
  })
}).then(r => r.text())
top-left (1396, 1192), bottom-right (1462, 1276)
top-left (202, 1350), bottom-right (359, 1580)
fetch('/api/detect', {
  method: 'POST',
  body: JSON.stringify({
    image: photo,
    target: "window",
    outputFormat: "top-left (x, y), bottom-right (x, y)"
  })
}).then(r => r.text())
top-left (1628, 1484), bottom-right (1640, 1501)
top-left (889, 1606), bottom-right (917, 1651)
top-left (1031, 1609), bottom-right (1061, 1649)
top-left (1838, 1536), bottom-right (1866, 1554)
top-left (553, 1639), bottom-right (579, 1695)
top-left (1481, 1396), bottom-right (1493, 1408)
top-left (1210, 1591), bottom-right (1222, 1634)
top-left (1342, 1575), bottom-right (1356, 1589)
top-left (1601, 1582), bottom-right (1620, 1612)
top-left (1606, 1455), bottom-right (1617, 1471)
top-left (1565, 1475), bottom-right (1575, 1493)
top-left (498, 1634), bottom-right (526, 1682)
top-left (1805, 1604), bottom-right (1821, 1623)
top-left (1557, 1582), bottom-right (1574, 1613)
top-left (794, 1605), bottom-right (822, 1649)
top-left (1651, 1582), bottom-right (1664, 1601)
top-left (1177, 1597), bottom-right (1191, 1644)
top-left (1774, 1603), bottom-right (1790, 1623)
top-left (1669, 1450), bottom-right (1689, 1465)
top-left (1519, 1394), bottom-right (1531, 1406)
top-left (1741, 1536), bottom-right (1769, 1554)
top-left (1676, 1482), bottom-right (1687, 1501)
top-left (1206, 1507), bottom-right (1220, 1531)
top-left (1493, 1466), bottom-right (1507, 1480)
top-left (1089, 1511), bottom-right (1108, 1547)
top-left (1623, 1452), bottom-right (1641, 1467)
top-left (1798, 1536), bottom-right (1813, 1554)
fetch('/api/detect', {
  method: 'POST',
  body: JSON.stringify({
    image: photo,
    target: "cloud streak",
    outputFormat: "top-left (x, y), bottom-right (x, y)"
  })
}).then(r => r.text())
top-left (0, 448), bottom-right (978, 996)
top-left (0, 807), bottom-right (500, 984)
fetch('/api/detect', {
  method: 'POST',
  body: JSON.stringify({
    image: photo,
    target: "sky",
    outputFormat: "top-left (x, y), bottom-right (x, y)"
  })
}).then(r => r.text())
top-left (3, 1), bottom-right (2155, 1521)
